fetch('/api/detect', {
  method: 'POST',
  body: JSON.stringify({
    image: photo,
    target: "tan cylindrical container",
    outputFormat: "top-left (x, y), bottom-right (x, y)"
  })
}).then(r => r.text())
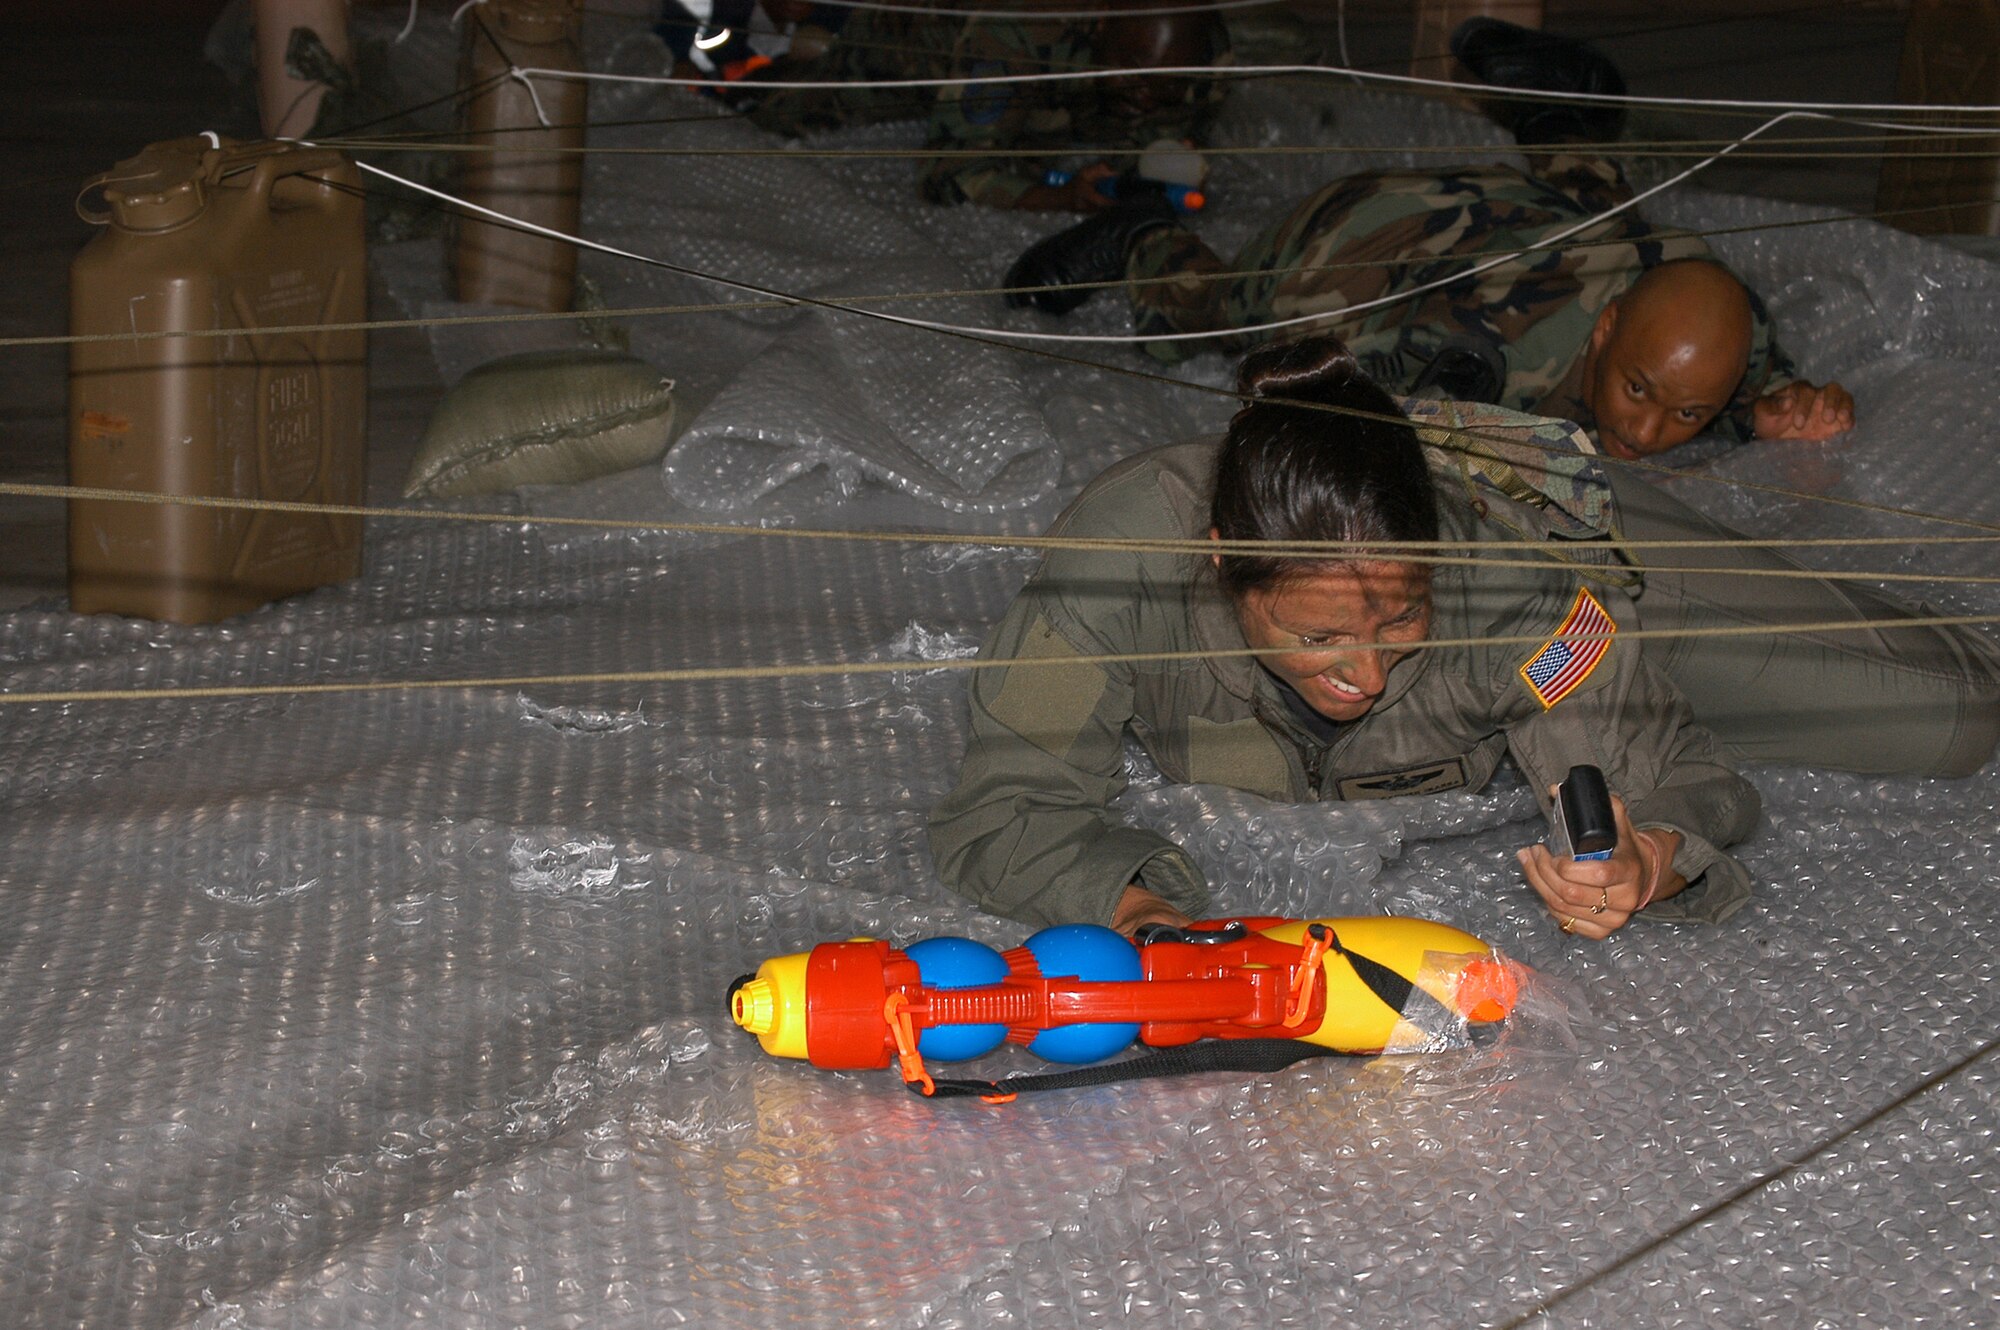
top-left (68, 137), bottom-right (368, 624)
top-left (452, 0), bottom-right (588, 310)
top-left (254, 0), bottom-right (353, 138)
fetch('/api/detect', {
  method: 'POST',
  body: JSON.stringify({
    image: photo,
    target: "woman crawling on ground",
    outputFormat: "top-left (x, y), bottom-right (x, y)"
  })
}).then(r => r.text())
top-left (928, 335), bottom-right (2000, 939)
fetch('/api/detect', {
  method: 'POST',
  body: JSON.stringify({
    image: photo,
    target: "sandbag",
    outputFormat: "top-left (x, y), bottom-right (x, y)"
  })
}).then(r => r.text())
top-left (402, 349), bottom-right (678, 499)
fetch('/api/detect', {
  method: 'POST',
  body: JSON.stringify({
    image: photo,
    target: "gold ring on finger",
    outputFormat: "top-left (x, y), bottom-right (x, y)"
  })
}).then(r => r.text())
top-left (1590, 886), bottom-right (1609, 915)
top-left (1558, 914), bottom-right (1577, 934)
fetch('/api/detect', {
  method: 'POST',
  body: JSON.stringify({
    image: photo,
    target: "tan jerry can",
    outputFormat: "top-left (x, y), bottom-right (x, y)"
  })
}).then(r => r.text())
top-left (452, 0), bottom-right (588, 311)
top-left (69, 137), bottom-right (367, 624)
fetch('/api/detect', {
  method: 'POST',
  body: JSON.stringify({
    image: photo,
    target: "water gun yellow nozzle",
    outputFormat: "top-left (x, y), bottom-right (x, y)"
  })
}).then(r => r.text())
top-left (732, 977), bottom-right (779, 1036)
top-left (726, 952), bottom-right (813, 1059)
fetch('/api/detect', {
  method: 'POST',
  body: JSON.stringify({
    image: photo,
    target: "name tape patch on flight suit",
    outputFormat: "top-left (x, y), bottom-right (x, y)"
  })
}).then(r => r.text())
top-left (1519, 587), bottom-right (1616, 710)
top-left (1335, 758), bottom-right (1469, 800)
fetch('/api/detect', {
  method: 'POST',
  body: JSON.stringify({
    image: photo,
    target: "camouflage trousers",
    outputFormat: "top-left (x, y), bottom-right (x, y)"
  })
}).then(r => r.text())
top-left (1124, 154), bottom-right (1695, 402)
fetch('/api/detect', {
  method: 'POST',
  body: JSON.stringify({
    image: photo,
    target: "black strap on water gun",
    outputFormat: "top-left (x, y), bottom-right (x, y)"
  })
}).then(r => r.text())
top-left (1335, 935), bottom-right (1462, 1039)
top-left (916, 1037), bottom-right (1358, 1100)
top-left (914, 922), bottom-right (1467, 1102)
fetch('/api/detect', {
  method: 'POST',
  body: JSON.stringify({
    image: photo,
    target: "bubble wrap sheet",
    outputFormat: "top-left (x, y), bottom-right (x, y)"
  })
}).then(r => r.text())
top-left (9, 59), bottom-right (2000, 1329)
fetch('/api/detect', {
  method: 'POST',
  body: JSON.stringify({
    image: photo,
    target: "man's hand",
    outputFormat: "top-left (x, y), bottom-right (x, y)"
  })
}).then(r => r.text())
top-left (1110, 882), bottom-right (1192, 938)
top-left (1065, 163), bottom-right (1119, 211)
top-left (1517, 794), bottom-right (1682, 940)
top-left (1753, 380), bottom-right (1855, 441)
top-left (1012, 162), bottom-right (1118, 212)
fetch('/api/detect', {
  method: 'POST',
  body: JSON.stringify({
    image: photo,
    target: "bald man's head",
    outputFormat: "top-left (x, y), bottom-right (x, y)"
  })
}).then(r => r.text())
top-left (1580, 258), bottom-right (1754, 460)
top-left (1095, 11), bottom-right (1219, 118)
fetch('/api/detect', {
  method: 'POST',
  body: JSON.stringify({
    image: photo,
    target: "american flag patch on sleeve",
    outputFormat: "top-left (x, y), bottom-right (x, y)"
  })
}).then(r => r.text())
top-left (1519, 587), bottom-right (1617, 710)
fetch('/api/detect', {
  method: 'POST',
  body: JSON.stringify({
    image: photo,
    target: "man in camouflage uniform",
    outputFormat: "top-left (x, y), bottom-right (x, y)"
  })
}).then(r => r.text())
top-left (1141, 154), bottom-right (1855, 440)
top-left (1004, 20), bottom-right (1854, 454)
top-left (918, 7), bottom-right (1229, 211)
top-left (745, 1), bottom-right (1231, 211)
top-left (1013, 150), bottom-right (1853, 453)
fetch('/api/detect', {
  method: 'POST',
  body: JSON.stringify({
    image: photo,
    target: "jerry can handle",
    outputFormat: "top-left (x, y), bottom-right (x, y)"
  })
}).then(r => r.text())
top-left (75, 170), bottom-right (124, 226)
top-left (244, 147), bottom-right (354, 213)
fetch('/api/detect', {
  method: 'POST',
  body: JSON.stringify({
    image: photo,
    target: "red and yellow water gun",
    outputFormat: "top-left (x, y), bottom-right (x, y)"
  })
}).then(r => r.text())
top-left (728, 916), bottom-right (1520, 1101)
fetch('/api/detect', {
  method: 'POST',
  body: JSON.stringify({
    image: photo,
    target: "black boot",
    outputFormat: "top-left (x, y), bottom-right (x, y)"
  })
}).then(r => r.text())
top-left (1002, 188), bottom-right (1178, 316)
top-left (1449, 17), bottom-right (1626, 146)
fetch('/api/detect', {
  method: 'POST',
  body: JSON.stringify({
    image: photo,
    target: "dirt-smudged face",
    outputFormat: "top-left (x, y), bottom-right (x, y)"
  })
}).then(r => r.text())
top-left (1229, 560), bottom-right (1434, 722)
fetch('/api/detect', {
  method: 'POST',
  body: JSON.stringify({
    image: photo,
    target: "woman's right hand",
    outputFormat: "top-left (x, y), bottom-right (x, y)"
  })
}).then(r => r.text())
top-left (1517, 794), bottom-right (1681, 939)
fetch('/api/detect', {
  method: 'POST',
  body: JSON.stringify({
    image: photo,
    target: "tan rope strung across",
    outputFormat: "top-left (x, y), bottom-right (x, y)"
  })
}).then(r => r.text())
top-left (8, 194), bottom-right (1984, 354)
top-left (625, 0), bottom-right (1289, 19)
top-left (347, 99), bottom-right (2000, 141)
top-left (507, 60), bottom-right (2000, 132)
top-left (7, 480), bottom-right (2000, 579)
top-left (311, 130), bottom-right (2000, 161)
top-left (6, 614), bottom-right (1998, 708)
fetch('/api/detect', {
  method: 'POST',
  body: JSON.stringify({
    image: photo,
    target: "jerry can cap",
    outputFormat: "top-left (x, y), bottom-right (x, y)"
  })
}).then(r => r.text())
top-left (79, 137), bottom-right (220, 233)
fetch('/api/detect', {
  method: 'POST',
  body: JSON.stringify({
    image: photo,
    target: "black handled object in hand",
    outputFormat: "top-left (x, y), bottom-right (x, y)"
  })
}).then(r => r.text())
top-left (1556, 765), bottom-right (1617, 861)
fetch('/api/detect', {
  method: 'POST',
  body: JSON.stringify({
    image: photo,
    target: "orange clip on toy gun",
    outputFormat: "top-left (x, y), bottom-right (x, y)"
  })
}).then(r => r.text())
top-left (729, 917), bottom-right (1519, 1100)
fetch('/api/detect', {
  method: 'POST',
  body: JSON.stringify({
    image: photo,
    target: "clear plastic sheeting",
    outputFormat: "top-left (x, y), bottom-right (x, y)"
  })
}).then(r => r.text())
top-left (7, 56), bottom-right (2000, 1330)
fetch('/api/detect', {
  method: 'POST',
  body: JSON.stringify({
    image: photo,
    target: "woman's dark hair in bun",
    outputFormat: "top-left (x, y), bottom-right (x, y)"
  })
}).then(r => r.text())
top-left (1209, 334), bottom-right (1439, 598)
